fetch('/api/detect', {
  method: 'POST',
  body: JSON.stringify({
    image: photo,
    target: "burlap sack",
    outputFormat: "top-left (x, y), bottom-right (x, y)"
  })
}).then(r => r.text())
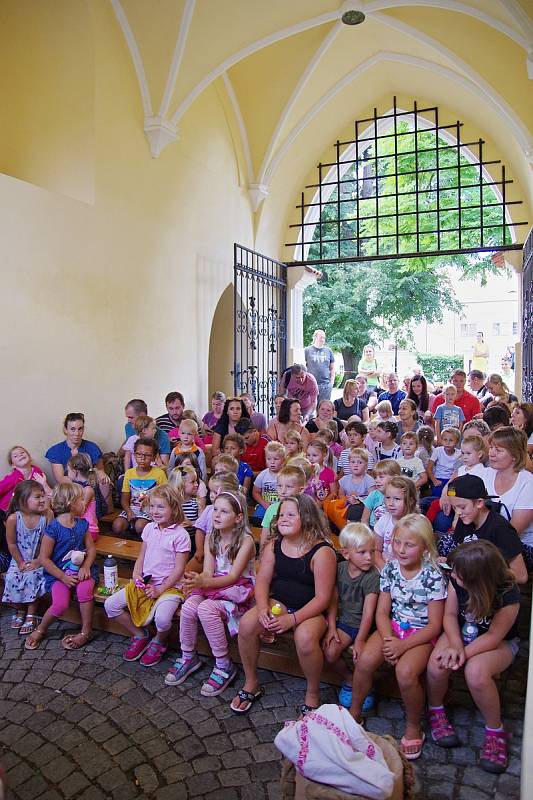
top-left (280, 734), bottom-right (415, 800)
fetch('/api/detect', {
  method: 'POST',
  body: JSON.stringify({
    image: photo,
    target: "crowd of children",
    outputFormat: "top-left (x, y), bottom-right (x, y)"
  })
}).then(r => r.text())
top-left (0, 375), bottom-right (532, 774)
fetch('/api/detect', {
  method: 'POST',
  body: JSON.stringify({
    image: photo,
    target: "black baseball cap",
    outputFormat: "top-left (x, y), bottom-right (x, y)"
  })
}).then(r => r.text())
top-left (447, 474), bottom-right (488, 500)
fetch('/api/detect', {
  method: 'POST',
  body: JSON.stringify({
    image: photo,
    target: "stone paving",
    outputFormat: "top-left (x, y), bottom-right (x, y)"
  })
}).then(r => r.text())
top-left (0, 607), bottom-right (526, 800)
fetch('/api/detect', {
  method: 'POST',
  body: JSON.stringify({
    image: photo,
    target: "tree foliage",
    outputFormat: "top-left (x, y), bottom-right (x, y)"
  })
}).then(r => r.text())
top-left (303, 121), bottom-right (510, 361)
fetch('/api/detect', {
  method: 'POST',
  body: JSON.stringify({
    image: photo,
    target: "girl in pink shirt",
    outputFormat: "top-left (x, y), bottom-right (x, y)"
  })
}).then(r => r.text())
top-left (104, 485), bottom-right (190, 667)
top-left (0, 446), bottom-right (52, 513)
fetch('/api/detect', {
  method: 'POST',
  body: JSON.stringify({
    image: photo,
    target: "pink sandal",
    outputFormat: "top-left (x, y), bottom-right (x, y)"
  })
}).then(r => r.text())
top-left (200, 664), bottom-right (237, 697)
top-left (139, 640), bottom-right (167, 667)
top-left (123, 630), bottom-right (150, 662)
top-left (479, 729), bottom-right (509, 774)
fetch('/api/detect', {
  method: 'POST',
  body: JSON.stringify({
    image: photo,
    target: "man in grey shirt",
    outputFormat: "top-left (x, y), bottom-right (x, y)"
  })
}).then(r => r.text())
top-left (305, 329), bottom-right (335, 403)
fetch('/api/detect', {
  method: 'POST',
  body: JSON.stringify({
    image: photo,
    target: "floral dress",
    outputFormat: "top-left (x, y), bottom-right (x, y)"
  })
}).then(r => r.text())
top-left (2, 512), bottom-right (47, 603)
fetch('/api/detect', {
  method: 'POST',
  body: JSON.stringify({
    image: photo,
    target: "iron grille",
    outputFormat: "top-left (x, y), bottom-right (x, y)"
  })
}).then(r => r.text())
top-left (523, 227), bottom-right (533, 402)
top-left (287, 98), bottom-right (526, 266)
top-left (233, 244), bottom-right (287, 418)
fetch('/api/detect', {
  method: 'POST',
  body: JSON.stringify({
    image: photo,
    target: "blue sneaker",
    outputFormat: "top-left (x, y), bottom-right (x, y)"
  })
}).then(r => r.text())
top-left (338, 684), bottom-right (352, 708)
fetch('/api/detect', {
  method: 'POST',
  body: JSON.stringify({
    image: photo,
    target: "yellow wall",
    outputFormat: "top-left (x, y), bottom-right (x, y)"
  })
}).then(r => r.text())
top-left (0, 1), bottom-right (253, 474)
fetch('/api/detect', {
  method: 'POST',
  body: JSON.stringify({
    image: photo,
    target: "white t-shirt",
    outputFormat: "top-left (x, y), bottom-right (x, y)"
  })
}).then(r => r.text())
top-left (374, 512), bottom-right (395, 561)
top-left (397, 456), bottom-right (425, 482)
top-left (254, 468), bottom-right (280, 504)
top-left (480, 467), bottom-right (533, 546)
top-left (456, 463), bottom-right (486, 479)
top-left (430, 447), bottom-right (460, 481)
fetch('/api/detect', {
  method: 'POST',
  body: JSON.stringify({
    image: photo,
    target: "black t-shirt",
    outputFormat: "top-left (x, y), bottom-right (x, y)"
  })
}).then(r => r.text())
top-left (451, 577), bottom-right (520, 640)
top-left (305, 418), bottom-right (343, 437)
top-left (453, 510), bottom-right (522, 564)
top-left (333, 398), bottom-right (367, 421)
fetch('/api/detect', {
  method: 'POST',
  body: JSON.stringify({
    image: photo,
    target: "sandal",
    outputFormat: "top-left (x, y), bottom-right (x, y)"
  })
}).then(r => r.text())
top-left (428, 708), bottom-right (459, 748)
top-left (300, 704), bottom-right (320, 716)
top-left (479, 729), bottom-right (509, 774)
top-left (24, 628), bottom-right (46, 650)
top-left (200, 665), bottom-right (237, 697)
top-left (19, 614), bottom-right (41, 637)
top-left (230, 687), bottom-right (264, 714)
top-left (61, 631), bottom-right (93, 651)
top-left (165, 656), bottom-right (202, 687)
top-left (11, 612), bottom-right (25, 630)
top-left (400, 732), bottom-right (426, 761)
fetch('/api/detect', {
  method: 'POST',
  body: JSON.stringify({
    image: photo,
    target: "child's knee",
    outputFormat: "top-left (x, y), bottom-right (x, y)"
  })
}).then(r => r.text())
top-left (49, 595), bottom-right (70, 616)
top-left (197, 600), bottom-right (219, 624)
top-left (294, 626), bottom-right (320, 658)
top-left (395, 660), bottom-right (420, 688)
top-left (112, 517), bottom-right (126, 533)
top-left (464, 661), bottom-right (491, 692)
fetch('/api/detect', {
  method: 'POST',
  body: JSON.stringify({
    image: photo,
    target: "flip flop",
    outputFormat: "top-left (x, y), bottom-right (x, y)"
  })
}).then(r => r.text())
top-left (300, 704), bottom-right (320, 716)
top-left (11, 612), bottom-right (25, 630)
top-left (61, 631), bottom-right (93, 651)
top-left (230, 687), bottom-right (264, 714)
top-left (24, 628), bottom-right (46, 650)
top-left (401, 732), bottom-right (426, 761)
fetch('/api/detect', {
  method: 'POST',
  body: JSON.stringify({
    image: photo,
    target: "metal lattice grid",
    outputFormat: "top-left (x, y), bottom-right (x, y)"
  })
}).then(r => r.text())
top-left (287, 98), bottom-right (527, 266)
top-left (522, 227), bottom-right (533, 402)
top-left (233, 244), bottom-right (287, 418)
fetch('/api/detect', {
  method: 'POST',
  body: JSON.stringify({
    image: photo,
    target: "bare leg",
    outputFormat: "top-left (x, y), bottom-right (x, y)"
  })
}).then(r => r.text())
top-left (426, 633), bottom-right (452, 708)
top-left (294, 616), bottom-right (328, 707)
top-left (350, 631), bottom-right (384, 721)
top-left (395, 643), bottom-right (433, 750)
top-left (113, 611), bottom-right (146, 638)
top-left (464, 645), bottom-right (514, 729)
top-left (232, 607), bottom-right (263, 710)
top-left (322, 628), bottom-right (353, 684)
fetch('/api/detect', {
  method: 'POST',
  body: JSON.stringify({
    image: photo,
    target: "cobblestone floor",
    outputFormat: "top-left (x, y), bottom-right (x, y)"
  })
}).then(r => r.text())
top-left (0, 608), bottom-right (526, 800)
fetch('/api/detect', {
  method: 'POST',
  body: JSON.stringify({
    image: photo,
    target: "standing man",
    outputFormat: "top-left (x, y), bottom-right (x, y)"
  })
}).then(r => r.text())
top-left (305, 329), bottom-right (335, 404)
top-left (379, 373), bottom-right (406, 415)
top-left (432, 369), bottom-right (481, 422)
top-left (280, 364), bottom-right (319, 421)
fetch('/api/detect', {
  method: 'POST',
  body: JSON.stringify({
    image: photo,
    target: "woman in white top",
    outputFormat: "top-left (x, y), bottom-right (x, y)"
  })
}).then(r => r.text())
top-left (481, 427), bottom-right (533, 568)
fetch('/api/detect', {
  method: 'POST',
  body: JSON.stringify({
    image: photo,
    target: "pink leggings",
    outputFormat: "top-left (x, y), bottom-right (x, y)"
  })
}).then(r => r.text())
top-left (179, 595), bottom-right (229, 658)
top-left (49, 578), bottom-right (95, 616)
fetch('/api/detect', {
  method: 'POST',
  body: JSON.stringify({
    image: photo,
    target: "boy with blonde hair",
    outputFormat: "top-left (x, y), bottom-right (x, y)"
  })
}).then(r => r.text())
top-left (260, 464), bottom-right (307, 547)
top-left (169, 418), bottom-right (207, 480)
top-left (251, 441), bottom-right (285, 521)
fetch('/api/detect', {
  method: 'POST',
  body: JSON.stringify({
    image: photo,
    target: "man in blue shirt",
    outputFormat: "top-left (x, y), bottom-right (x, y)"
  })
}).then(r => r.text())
top-left (379, 373), bottom-right (406, 415)
top-left (123, 398), bottom-right (171, 458)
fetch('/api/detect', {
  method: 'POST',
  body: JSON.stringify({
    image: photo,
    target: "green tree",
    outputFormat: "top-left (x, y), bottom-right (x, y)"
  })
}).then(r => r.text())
top-left (303, 121), bottom-right (509, 368)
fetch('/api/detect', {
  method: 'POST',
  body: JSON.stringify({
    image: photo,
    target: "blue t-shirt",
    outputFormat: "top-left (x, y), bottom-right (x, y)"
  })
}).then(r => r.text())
top-left (237, 461), bottom-right (254, 486)
top-left (378, 390), bottom-right (406, 415)
top-left (434, 404), bottom-right (465, 429)
top-left (123, 424), bottom-right (171, 455)
top-left (45, 440), bottom-right (103, 474)
top-left (42, 517), bottom-right (98, 591)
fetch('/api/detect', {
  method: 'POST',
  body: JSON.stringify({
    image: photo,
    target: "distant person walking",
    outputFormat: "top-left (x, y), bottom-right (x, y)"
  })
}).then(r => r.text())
top-left (357, 345), bottom-right (380, 389)
top-left (305, 330), bottom-right (335, 404)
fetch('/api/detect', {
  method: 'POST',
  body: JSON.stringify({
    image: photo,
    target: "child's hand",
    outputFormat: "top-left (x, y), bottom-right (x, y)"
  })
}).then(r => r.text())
top-left (437, 647), bottom-right (465, 671)
top-left (77, 566), bottom-right (90, 581)
top-left (323, 627), bottom-right (340, 650)
top-left (144, 583), bottom-right (160, 599)
top-left (183, 571), bottom-right (205, 590)
top-left (62, 574), bottom-right (78, 588)
top-left (258, 608), bottom-right (272, 629)
top-left (382, 635), bottom-right (404, 663)
top-left (126, 510), bottom-right (135, 521)
top-left (21, 559), bottom-right (39, 572)
top-left (440, 498), bottom-right (451, 514)
top-left (352, 640), bottom-right (365, 663)
top-left (268, 612), bottom-right (295, 635)
top-left (433, 479), bottom-right (442, 487)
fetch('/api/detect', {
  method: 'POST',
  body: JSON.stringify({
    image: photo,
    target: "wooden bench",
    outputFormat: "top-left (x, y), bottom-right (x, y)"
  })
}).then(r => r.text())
top-left (95, 535), bottom-right (141, 562)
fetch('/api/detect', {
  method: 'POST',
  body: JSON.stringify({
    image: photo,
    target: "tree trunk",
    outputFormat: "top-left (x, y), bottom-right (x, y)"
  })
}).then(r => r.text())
top-left (341, 348), bottom-right (357, 384)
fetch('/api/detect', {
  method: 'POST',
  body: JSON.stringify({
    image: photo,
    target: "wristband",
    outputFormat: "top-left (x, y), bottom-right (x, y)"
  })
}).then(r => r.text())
top-left (292, 612), bottom-right (298, 628)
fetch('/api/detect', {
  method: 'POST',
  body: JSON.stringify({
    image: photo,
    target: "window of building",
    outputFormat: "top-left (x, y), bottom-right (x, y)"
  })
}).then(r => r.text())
top-left (493, 322), bottom-right (501, 336)
top-left (512, 321), bottom-right (518, 336)
top-left (461, 323), bottom-right (477, 337)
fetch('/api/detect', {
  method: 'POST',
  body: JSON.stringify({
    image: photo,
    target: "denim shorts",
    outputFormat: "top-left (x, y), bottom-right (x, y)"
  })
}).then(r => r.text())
top-left (507, 637), bottom-right (520, 660)
top-left (337, 622), bottom-right (359, 641)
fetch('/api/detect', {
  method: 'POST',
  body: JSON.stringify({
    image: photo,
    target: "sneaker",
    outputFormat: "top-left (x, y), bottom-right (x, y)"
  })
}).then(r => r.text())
top-left (428, 708), bottom-right (460, 748)
top-left (123, 631), bottom-right (150, 662)
top-left (338, 685), bottom-right (352, 708)
top-left (164, 656), bottom-right (202, 686)
top-left (200, 664), bottom-right (238, 697)
top-left (479, 729), bottom-right (509, 774)
top-left (139, 640), bottom-right (167, 667)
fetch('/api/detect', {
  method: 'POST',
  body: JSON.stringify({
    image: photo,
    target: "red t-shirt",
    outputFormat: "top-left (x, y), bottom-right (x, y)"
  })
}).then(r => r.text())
top-left (243, 435), bottom-right (269, 473)
top-left (431, 390), bottom-right (481, 422)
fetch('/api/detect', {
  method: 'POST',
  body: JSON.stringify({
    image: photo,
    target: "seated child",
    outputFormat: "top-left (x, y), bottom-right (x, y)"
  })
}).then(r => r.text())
top-left (168, 466), bottom-right (204, 528)
top-left (213, 454), bottom-right (239, 479)
top-left (374, 476), bottom-right (418, 571)
top-left (376, 400), bottom-right (395, 422)
top-left (169, 419), bottom-right (207, 480)
top-left (67, 454), bottom-right (99, 540)
top-left (231, 494), bottom-right (336, 714)
top-left (361, 460), bottom-right (401, 527)
top-left (221, 433), bottom-right (253, 493)
top-left (325, 449), bottom-right (375, 529)
top-left (337, 421), bottom-right (369, 476)
top-left (427, 541), bottom-right (519, 773)
top-left (113, 439), bottom-right (167, 536)
top-left (251, 441), bottom-right (285, 521)
top-left (435, 433), bottom-right (488, 533)
top-left (171, 452), bottom-right (208, 506)
top-left (25, 483), bottom-right (98, 651)
top-left (314, 428), bottom-right (338, 473)
top-left (240, 420), bottom-right (269, 475)
top-left (105, 485), bottom-right (190, 667)
top-left (169, 409), bottom-right (205, 451)
top-left (434, 385), bottom-right (465, 443)
top-left (415, 425), bottom-right (434, 471)
top-left (375, 421), bottom-right (402, 462)
top-left (123, 415), bottom-right (170, 469)
top-left (191, 473), bottom-right (241, 572)
top-left (437, 474), bottom-right (527, 583)
top-left (323, 523), bottom-right (380, 709)
top-left (166, 491), bottom-right (256, 697)
top-left (0, 446), bottom-right (52, 513)
top-left (305, 440), bottom-right (337, 503)
top-left (350, 514), bottom-right (446, 760)
top-left (426, 427), bottom-right (461, 497)
top-left (397, 433), bottom-right (427, 489)
top-left (260, 464), bottom-right (307, 548)
top-left (284, 429), bottom-right (304, 459)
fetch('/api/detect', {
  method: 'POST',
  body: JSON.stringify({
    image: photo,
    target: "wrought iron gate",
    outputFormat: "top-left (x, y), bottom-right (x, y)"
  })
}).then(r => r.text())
top-left (523, 227), bottom-right (533, 402)
top-left (233, 244), bottom-right (287, 417)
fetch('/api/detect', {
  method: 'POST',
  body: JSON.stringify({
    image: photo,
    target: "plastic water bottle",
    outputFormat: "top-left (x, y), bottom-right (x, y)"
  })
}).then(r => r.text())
top-left (103, 555), bottom-right (118, 591)
top-left (461, 621), bottom-right (478, 644)
top-left (398, 621), bottom-right (412, 639)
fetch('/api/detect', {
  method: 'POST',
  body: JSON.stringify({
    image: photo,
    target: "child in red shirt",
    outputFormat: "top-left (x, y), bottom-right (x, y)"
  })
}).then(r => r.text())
top-left (240, 420), bottom-right (269, 475)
